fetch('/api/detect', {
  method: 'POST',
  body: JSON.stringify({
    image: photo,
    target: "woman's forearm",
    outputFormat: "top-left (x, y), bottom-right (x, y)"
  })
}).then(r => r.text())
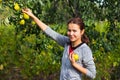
top-left (31, 15), bottom-right (48, 31)
top-left (72, 62), bottom-right (87, 74)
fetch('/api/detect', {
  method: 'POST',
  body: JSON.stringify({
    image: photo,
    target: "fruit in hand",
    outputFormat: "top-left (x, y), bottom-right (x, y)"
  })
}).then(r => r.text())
top-left (23, 13), bottom-right (29, 20)
top-left (73, 53), bottom-right (79, 61)
top-left (14, 3), bottom-right (20, 11)
top-left (19, 19), bottom-right (25, 25)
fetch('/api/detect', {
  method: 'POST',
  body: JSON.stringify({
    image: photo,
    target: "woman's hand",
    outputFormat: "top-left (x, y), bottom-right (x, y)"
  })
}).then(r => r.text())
top-left (22, 8), bottom-right (34, 18)
top-left (69, 52), bottom-right (87, 75)
top-left (69, 52), bottom-right (76, 65)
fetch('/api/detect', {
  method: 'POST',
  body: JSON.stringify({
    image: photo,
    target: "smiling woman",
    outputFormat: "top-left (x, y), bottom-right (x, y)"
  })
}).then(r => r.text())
top-left (67, 18), bottom-right (89, 46)
top-left (67, 23), bottom-right (83, 45)
top-left (22, 8), bottom-right (96, 80)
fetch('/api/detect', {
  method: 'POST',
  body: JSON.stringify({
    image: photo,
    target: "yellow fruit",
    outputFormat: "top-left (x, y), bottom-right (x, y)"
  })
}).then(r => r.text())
top-left (0, 0), bottom-right (2, 3)
top-left (0, 64), bottom-right (4, 70)
top-left (19, 19), bottom-right (25, 25)
top-left (31, 21), bottom-right (36, 25)
top-left (73, 53), bottom-right (79, 61)
top-left (14, 3), bottom-right (20, 11)
top-left (23, 13), bottom-right (29, 20)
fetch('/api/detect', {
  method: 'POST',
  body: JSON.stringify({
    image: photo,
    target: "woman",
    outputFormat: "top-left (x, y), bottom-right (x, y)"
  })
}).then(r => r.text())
top-left (22, 8), bottom-right (96, 80)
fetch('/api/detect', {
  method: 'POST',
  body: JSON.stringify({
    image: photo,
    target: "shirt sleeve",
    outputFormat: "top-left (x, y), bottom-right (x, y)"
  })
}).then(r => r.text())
top-left (82, 46), bottom-right (96, 79)
top-left (44, 26), bottom-right (69, 47)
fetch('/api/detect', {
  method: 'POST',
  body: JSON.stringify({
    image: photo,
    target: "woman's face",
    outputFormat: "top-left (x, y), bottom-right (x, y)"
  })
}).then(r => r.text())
top-left (67, 23), bottom-right (84, 44)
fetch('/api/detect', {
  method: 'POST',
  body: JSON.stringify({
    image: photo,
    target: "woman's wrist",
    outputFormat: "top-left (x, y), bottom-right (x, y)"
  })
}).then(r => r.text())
top-left (30, 13), bottom-right (36, 19)
top-left (71, 62), bottom-right (77, 67)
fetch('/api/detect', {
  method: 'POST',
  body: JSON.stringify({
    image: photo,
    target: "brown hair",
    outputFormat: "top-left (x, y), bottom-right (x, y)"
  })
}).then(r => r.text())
top-left (67, 17), bottom-right (89, 44)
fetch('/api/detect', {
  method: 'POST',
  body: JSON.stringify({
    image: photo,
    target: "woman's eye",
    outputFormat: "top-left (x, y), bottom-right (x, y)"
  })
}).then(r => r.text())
top-left (73, 30), bottom-right (77, 32)
top-left (68, 29), bottom-right (71, 32)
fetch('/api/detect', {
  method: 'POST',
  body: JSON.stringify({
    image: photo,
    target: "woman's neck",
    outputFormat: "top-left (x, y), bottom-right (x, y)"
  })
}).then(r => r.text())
top-left (71, 41), bottom-right (82, 47)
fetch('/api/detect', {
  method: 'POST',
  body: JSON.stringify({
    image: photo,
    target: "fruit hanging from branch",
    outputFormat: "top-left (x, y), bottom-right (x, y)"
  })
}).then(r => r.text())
top-left (14, 3), bottom-right (20, 11)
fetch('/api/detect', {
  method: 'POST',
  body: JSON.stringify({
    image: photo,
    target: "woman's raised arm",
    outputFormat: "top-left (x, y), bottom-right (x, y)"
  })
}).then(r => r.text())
top-left (22, 8), bottom-right (48, 31)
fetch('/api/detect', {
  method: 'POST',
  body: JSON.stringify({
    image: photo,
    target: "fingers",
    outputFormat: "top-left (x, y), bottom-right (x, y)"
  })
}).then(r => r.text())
top-left (69, 52), bottom-right (76, 65)
top-left (22, 9), bottom-right (25, 13)
top-left (69, 52), bottom-right (74, 61)
top-left (69, 53), bottom-right (72, 60)
top-left (22, 8), bottom-right (31, 13)
top-left (69, 52), bottom-right (73, 60)
top-left (22, 9), bottom-right (26, 13)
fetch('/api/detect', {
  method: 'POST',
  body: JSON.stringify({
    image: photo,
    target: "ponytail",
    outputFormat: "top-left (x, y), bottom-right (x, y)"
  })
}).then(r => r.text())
top-left (81, 34), bottom-right (89, 44)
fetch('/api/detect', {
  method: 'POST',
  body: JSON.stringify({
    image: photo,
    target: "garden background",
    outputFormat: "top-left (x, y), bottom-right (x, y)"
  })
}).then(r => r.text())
top-left (0, 0), bottom-right (120, 80)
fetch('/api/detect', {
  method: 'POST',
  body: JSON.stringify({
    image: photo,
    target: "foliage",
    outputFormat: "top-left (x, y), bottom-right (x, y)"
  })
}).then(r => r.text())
top-left (0, 3), bottom-right (12, 25)
top-left (0, 24), bottom-right (63, 80)
top-left (0, 22), bottom-right (120, 80)
top-left (85, 19), bottom-right (120, 80)
top-left (0, 0), bottom-right (120, 80)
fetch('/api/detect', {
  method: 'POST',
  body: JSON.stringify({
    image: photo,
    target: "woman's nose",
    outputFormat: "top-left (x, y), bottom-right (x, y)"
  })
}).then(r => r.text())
top-left (69, 31), bottom-right (74, 35)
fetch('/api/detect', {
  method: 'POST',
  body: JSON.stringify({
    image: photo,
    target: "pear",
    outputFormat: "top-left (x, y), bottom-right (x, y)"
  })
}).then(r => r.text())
top-left (14, 3), bottom-right (20, 11)
top-left (23, 13), bottom-right (29, 20)
top-left (73, 53), bottom-right (79, 61)
top-left (19, 19), bottom-right (25, 25)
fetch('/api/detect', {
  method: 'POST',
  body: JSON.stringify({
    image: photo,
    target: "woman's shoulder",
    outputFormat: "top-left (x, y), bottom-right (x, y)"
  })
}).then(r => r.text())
top-left (80, 43), bottom-right (89, 48)
top-left (80, 43), bottom-right (92, 52)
